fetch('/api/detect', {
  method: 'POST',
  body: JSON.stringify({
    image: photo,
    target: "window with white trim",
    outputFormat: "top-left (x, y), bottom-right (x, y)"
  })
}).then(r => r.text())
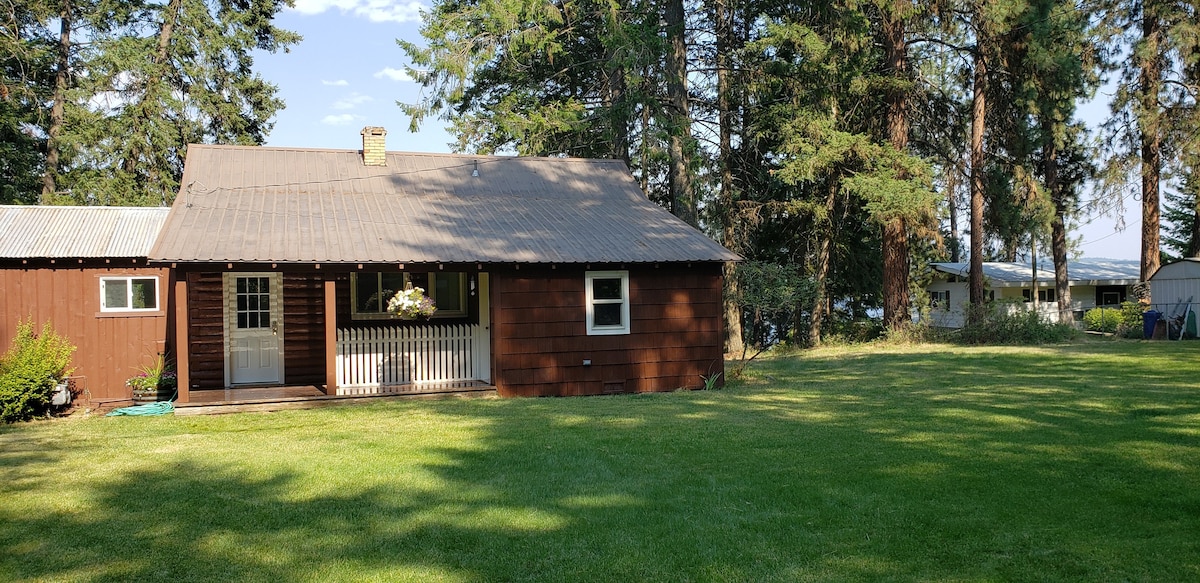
top-left (929, 289), bottom-right (950, 309)
top-left (100, 277), bottom-right (159, 312)
top-left (585, 270), bottom-right (630, 335)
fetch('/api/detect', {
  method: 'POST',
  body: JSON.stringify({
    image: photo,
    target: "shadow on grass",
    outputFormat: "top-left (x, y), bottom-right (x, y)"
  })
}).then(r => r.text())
top-left (2, 342), bottom-right (1199, 581)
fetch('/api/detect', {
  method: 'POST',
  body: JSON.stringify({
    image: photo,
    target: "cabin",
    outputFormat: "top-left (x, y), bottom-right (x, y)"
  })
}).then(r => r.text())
top-left (918, 259), bottom-right (1140, 328)
top-left (148, 128), bottom-right (738, 403)
top-left (0, 205), bottom-right (170, 408)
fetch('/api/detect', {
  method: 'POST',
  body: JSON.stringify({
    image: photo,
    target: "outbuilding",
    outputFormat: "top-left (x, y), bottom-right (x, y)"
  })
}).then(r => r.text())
top-left (0, 205), bottom-right (170, 407)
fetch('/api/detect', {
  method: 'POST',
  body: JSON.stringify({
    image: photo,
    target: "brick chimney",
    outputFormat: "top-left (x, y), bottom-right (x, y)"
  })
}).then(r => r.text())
top-left (361, 126), bottom-right (387, 166)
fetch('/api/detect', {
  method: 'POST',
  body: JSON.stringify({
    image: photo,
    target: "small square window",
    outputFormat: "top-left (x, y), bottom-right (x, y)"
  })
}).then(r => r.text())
top-left (100, 277), bottom-right (159, 312)
top-left (585, 271), bottom-right (630, 335)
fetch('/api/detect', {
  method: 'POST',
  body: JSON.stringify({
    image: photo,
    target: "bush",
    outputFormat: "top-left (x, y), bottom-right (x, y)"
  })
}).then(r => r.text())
top-left (0, 320), bottom-right (76, 423)
top-left (1084, 302), bottom-right (1145, 337)
top-left (956, 302), bottom-right (1078, 345)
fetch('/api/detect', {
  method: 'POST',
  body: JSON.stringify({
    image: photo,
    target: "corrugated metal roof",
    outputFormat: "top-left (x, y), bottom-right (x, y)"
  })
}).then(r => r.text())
top-left (0, 205), bottom-right (170, 259)
top-left (1149, 258), bottom-right (1200, 281)
top-left (931, 259), bottom-right (1140, 286)
top-left (149, 145), bottom-right (740, 264)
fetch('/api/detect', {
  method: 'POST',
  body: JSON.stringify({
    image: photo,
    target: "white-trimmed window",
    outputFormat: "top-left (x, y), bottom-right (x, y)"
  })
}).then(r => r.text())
top-left (929, 290), bottom-right (950, 309)
top-left (100, 277), bottom-right (159, 312)
top-left (585, 270), bottom-right (630, 335)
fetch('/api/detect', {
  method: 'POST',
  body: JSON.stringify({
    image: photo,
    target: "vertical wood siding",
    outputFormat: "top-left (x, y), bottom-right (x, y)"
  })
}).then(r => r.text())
top-left (491, 264), bottom-right (725, 397)
top-left (0, 262), bottom-right (169, 403)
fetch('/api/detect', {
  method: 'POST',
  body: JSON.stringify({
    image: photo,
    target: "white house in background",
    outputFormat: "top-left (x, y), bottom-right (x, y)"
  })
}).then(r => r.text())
top-left (919, 259), bottom-right (1141, 328)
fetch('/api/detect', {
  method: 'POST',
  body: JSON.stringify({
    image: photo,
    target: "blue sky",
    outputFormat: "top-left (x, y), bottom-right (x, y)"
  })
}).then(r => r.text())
top-left (254, 1), bottom-right (453, 152)
top-left (252, 4), bottom-right (1139, 260)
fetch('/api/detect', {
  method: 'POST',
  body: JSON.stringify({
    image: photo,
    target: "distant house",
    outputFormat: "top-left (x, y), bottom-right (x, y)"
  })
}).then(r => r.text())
top-left (919, 259), bottom-right (1140, 328)
top-left (0, 205), bottom-right (170, 407)
top-left (146, 127), bottom-right (738, 403)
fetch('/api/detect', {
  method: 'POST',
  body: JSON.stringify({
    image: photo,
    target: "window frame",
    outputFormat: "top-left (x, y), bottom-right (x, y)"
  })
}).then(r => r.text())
top-left (428, 272), bottom-right (469, 318)
top-left (350, 272), bottom-right (411, 320)
top-left (585, 270), bottom-right (630, 336)
top-left (99, 276), bottom-right (160, 313)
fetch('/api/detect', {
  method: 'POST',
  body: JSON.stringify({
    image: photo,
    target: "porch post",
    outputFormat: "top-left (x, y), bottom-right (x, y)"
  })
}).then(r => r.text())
top-left (324, 275), bottom-right (337, 395)
top-left (174, 274), bottom-right (190, 403)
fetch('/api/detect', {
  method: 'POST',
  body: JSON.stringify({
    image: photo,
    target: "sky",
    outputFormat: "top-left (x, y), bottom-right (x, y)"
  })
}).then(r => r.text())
top-left (251, 3), bottom-right (1142, 261)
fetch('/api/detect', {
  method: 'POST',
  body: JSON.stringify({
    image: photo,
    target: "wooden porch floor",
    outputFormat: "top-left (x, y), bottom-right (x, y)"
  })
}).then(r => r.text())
top-left (173, 381), bottom-right (497, 416)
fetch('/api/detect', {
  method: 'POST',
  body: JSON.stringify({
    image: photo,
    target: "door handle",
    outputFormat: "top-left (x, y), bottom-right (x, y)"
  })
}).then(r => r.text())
top-left (272, 321), bottom-right (278, 335)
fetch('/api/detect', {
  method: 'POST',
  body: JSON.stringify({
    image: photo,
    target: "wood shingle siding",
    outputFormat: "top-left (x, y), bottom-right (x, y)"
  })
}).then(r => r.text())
top-left (491, 264), bottom-right (724, 397)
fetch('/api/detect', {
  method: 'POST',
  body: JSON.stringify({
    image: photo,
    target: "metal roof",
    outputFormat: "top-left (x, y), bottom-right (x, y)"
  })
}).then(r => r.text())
top-left (149, 145), bottom-right (739, 264)
top-left (931, 259), bottom-right (1140, 287)
top-left (0, 205), bottom-right (170, 259)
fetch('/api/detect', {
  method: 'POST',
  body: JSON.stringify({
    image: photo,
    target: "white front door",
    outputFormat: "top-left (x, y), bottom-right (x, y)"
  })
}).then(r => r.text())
top-left (224, 273), bottom-right (283, 385)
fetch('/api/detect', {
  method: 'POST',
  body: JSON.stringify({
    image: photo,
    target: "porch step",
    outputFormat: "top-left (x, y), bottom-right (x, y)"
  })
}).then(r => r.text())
top-left (173, 383), bottom-right (497, 416)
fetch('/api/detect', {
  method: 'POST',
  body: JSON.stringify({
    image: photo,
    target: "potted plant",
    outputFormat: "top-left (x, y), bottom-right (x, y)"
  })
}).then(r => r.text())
top-left (127, 355), bottom-right (178, 403)
top-left (387, 284), bottom-right (437, 320)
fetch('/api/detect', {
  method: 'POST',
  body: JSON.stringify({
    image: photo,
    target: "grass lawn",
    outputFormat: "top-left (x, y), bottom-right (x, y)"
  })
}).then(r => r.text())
top-left (2, 340), bottom-right (1199, 582)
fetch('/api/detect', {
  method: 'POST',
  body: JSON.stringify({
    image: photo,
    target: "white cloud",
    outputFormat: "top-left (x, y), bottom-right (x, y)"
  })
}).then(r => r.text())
top-left (373, 67), bottom-right (413, 82)
top-left (322, 114), bottom-right (362, 126)
top-left (332, 93), bottom-right (373, 110)
top-left (290, 0), bottom-right (425, 23)
top-left (322, 79), bottom-right (349, 86)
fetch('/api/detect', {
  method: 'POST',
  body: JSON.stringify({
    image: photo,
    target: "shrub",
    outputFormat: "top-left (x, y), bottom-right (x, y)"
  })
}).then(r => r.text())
top-left (1084, 302), bottom-right (1145, 337)
top-left (956, 302), bottom-right (1078, 345)
top-left (0, 320), bottom-right (76, 423)
top-left (1083, 306), bottom-right (1122, 333)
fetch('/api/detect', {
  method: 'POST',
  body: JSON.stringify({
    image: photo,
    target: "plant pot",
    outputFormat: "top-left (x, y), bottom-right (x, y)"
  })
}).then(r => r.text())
top-left (131, 386), bottom-right (174, 403)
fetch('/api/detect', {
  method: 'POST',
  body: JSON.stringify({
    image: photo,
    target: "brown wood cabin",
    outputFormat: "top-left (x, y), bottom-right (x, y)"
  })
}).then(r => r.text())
top-left (147, 128), bottom-right (738, 402)
top-left (0, 206), bottom-right (171, 408)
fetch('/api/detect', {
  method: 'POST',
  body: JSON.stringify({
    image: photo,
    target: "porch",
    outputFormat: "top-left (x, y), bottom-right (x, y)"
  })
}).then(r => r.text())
top-left (173, 380), bottom-right (496, 416)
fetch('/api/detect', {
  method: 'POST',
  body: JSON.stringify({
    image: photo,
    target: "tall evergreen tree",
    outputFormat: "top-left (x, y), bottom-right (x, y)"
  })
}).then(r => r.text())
top-left (0, 0), bottom-right (52, 204)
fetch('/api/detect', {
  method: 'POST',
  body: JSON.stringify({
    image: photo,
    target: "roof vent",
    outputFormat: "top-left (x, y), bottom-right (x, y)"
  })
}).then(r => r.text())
top-left (361, 126), bottom-right (387, 166)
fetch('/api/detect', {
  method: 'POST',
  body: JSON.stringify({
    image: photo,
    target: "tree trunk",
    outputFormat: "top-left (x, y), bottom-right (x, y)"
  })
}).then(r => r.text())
top-left (1139, 3), bottom-right (1162, 281)
top-left (664, 0), bottom-right (697, 227)
top-left (947, 156), bottom-right (962, 263)
top-left (715, 0), bottom-right (743, 354)
top-left (1045, 137), bottom-right (1072, 318)
top-left (880, 0), bottom-right (912, 331)
top-left (968, 44), bottom-right (987, 318)
top-left (808, 179), bottom-right (838, 346)
top-left (1189, 193), bottom-right (1200, 257)
top-left (40, 0), bottom-right (71, 203)
top-left (124, 0), bottom-right (182, 176)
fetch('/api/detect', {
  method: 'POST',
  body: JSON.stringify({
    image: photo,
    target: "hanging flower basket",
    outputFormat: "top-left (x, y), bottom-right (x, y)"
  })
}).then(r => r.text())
top-left (387, 284), bottom-right (437, 320)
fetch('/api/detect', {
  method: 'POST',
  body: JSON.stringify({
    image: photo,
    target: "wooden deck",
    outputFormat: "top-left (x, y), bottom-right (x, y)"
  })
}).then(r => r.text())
top-left (173, 381), bottom-right (497, 416)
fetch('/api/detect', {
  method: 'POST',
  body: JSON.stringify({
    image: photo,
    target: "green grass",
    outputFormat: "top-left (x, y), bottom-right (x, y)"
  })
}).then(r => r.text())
top-left (2, 340), bottom-right (1199, 582)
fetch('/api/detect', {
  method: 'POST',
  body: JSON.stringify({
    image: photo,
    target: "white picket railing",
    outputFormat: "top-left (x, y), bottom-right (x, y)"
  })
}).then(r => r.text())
top-left (336, 324), bottom-right (486, 388)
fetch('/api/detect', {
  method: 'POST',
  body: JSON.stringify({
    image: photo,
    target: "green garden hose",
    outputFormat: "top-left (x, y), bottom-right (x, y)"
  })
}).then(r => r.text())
top-left (105, 391), bottom-right (177, 417)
